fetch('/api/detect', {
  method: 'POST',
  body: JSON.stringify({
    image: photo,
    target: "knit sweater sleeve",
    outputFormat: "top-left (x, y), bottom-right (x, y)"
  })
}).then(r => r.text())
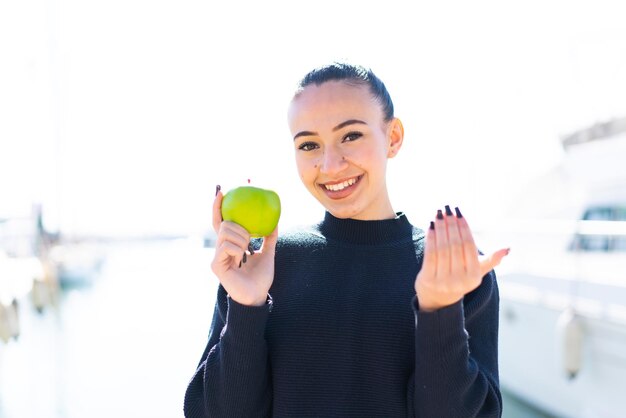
top-left (411, 270), bottom-right (502, 418)
top-left (183, 284), bottom-right (273, 418)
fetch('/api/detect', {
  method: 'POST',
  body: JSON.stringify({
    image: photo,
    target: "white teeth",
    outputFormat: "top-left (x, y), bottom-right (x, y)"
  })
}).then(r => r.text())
top-left (324, 177), bottom-right (357, 191)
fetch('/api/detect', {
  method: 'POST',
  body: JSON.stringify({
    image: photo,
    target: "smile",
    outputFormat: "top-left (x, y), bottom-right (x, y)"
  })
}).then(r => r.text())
top-left (319, 175), bottom-right (363, 199)
top-left (324, 177), bottom-right (358, 191)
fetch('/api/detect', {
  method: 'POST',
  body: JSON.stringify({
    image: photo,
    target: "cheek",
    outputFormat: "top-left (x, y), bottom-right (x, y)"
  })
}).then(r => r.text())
top-left (349, 146), bottom-right (382, 170)
top-left (295, 157), bottom-right (316, 183)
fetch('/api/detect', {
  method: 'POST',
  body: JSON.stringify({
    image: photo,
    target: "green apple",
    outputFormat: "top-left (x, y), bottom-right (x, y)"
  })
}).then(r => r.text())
top-left (221, 186), bottom-right (281, 238)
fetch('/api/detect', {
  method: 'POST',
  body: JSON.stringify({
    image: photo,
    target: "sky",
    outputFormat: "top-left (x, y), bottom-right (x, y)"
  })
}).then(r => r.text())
top-left (1, 0), bottom-right (626, 238)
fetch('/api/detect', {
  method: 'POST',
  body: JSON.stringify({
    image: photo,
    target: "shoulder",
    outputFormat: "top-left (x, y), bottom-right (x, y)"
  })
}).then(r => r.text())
top-left (409, 225), bottom-right (426, 263)
top-left (276, 223), bottom-right (328, 250)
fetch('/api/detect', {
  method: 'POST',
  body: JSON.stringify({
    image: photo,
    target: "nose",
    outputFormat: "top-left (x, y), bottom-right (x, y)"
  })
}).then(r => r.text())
top-left (319, 146), bottom-right (348, 176)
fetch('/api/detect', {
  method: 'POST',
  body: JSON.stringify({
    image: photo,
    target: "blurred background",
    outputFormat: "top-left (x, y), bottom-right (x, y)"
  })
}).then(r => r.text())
top-left (1, 0), bottom-right (625, 417)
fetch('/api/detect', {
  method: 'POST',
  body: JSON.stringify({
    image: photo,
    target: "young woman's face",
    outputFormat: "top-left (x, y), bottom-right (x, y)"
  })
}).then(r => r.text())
top-left (287, 81), bottom-right (403, 220)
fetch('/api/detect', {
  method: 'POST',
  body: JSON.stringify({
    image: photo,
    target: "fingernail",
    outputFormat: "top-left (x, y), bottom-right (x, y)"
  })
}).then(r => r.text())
top-left (248, 242), bottom-right (255, 255)
top-left (436, 209), bottom-right (444, 220)
top-left (505, 248), bottom-right (511, 255)
top-left (215, 185), bottom-right (221, 196)
top-left (242, 252), bottom-right (247, 263)
top-left (445, 205), bottom-right (453, 216)
top-left (238, 260), bottom-right (242, 268)
top-left (455, 207), bottom-right (463, 218)
top-left (429, 221), bottom-right (435, 230)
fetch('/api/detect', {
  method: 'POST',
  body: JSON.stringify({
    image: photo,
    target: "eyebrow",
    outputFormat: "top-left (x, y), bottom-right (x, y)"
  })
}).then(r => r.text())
top-left (293, 119), bottom-right (367, 141)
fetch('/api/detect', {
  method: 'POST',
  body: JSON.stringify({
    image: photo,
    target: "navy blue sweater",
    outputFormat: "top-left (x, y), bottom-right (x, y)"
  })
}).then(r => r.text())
top-left (184, 212), bottom-right (502, 417)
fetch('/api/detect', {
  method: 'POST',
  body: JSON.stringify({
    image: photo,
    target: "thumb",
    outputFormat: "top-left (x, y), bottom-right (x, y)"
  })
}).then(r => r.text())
top-left (212, 186), bottom-right (224, 233)
top-left (478, 247), bottom-right (510, 277)
top-left (260, 226), bottom-right (279, 256)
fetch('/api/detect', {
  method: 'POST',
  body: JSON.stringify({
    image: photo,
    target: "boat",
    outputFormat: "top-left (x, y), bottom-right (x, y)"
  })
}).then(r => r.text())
top-left (0, 250), bottom-right (45, 343)
top-left (0, 205), bottom-right (101, 315)
top-left (477, 117), bottom-right (626, 418)
top-left (0, 212), bottom-right (45, 342)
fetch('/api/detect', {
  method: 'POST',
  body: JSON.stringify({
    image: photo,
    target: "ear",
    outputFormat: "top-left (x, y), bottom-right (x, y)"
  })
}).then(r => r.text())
top-left (387, 117), bottom-right (404, 158)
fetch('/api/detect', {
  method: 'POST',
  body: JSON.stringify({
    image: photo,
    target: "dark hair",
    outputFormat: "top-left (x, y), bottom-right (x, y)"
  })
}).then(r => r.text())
top-left (295, 62), bottom-right (395, 122)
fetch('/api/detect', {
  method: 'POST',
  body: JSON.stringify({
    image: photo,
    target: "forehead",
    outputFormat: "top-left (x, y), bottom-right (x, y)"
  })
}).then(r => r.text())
top-left (288, 81), bottom-right (381, 129)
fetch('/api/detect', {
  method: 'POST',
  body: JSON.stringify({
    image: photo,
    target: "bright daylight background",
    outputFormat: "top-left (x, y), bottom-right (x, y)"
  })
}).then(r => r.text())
top-left (1, 1), bottom-right (626, 418)
top-left (2, 0), bottom-right (625, 238)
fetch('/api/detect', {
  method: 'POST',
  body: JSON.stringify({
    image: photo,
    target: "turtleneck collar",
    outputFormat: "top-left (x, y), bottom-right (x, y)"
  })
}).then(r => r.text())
top-left (316, 211), bottom-right (414, 246)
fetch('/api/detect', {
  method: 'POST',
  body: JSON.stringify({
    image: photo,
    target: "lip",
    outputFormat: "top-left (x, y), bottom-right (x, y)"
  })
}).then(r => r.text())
top-left (318, 175), bottom-right (363, 200)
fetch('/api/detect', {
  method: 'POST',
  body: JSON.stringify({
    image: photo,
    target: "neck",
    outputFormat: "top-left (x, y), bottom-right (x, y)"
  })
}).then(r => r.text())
top-left (317, 211), bottom-right (413, 245)
top-left (337, 193), bottom-right (396, 221)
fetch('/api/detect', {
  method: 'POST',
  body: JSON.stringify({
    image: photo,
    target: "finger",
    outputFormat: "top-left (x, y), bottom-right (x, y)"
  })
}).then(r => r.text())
top-left (212, 185), bottom-right (224, 233)
top-left (455, 207), bottom-right (480, 278)
top-left (216, 222), bottom-right (250, 253)
top-left (444, 205), bottom-right (465, 277)
top-left (479, 248), bottom-right (510, 277)
top-left (259, 226), bottom-right (279, 256)
top-left (216, 240), bottom-right (246, 269)
top-left (420, 221), bottom-right (437, 277)
top-left (434, 209), bottom-right (449, 276)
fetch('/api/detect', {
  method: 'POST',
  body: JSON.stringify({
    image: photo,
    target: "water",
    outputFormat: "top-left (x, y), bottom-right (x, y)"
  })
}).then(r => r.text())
top-left (0, 241), bottom-right (555, 417)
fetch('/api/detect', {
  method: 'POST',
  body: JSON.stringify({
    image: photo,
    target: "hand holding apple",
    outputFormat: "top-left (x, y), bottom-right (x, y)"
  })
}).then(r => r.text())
top-left (210, 185), bottom-right (280, 307)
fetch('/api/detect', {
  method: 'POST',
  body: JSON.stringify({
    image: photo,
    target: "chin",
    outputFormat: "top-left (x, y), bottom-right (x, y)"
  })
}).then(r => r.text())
top-left (324, 204), bottom-right (362, 220)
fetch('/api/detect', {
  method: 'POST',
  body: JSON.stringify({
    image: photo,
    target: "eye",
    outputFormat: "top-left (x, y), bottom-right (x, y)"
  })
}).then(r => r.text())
top-left (343, 131), bottom-right (363, 142)
top-left (298, 141), bottom-right (319, 151)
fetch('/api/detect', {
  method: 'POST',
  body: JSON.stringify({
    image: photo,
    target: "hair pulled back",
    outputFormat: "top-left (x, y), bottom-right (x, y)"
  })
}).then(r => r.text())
top-left (295, 62), bottom-right (395, 122)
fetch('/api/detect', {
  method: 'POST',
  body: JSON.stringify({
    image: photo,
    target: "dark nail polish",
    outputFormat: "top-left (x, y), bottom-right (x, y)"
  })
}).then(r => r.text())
top-left (445, 205), bottom-right (453, 216)
top-left (238, 260), bottom-right (242, 268)
top-left (436, 210), bottom-right (444, 220)
top-left (429, 221), bottom-right (435, 230)
top-left (248, 242), bottom-right (255, 255)
top-left (243, 252), bottom-right (247, 263)
top-left (455, 207), bottom-right (463, 218)
top-left (215, 185), bottom-right (221, 196)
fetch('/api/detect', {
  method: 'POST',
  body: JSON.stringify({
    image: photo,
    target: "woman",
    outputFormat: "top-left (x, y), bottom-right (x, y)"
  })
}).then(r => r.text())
top-left (184, 62), bottom-right (509, 417)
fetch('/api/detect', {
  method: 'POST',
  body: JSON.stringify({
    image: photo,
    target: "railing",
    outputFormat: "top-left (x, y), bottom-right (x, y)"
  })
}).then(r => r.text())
top-left (476, 218), bottom-right (626, 329)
